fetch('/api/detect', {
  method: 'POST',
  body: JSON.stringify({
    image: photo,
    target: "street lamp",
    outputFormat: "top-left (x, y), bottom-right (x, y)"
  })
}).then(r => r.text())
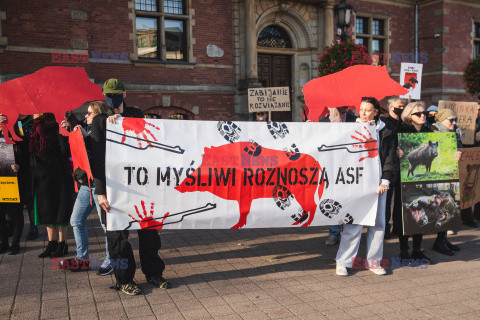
top-left (334, 0), bottom-right (353, 42)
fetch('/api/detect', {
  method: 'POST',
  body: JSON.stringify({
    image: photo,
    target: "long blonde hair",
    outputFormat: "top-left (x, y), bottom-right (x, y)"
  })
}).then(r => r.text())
top-left (401, 101), bottom-right (426, 125)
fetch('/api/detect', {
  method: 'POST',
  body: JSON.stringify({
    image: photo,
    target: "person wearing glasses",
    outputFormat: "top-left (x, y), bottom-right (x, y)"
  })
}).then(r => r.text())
top-left (395, 102), bottom-right (433, 264)
top-left (430, 109), bottom-right (468, 255)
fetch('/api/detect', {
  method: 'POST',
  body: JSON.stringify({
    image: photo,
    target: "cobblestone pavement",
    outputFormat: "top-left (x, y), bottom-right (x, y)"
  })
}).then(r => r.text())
top-left (1, 212), bottom-right (480, 320)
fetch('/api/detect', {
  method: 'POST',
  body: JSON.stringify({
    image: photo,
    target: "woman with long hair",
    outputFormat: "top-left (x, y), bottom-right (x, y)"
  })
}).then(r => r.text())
top-left (30, 113), bottom-right (74, 258)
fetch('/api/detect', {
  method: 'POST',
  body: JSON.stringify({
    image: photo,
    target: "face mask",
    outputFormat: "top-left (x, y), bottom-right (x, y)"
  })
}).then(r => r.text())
top-left (258, 117), bottom-right (264, 121)
top-left (105, 94), bottom-right (124, 109)
top-left (393, 107), bottom-right (403, 117)
top-left (427, 116), bottom-right (436, 124)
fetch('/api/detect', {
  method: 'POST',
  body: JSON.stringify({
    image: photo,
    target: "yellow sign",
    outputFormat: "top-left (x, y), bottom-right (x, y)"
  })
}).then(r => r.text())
top-left (0, 177), bottom-right (20, 203)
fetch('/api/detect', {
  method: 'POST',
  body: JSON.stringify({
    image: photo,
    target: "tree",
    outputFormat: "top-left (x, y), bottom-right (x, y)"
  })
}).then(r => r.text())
top-left (318, 40), bottom-right (371, 77)
top-left (463, 57), bottom-right (480, 97)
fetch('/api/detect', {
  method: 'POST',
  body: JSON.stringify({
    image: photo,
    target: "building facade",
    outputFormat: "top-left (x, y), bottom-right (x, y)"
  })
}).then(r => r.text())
top-left (0, 0), bottom-right (479, 122)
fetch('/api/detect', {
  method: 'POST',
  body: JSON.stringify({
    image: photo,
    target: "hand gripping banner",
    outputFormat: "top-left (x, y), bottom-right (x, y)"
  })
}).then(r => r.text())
top-left (105, 119), bottom-right (381, 230)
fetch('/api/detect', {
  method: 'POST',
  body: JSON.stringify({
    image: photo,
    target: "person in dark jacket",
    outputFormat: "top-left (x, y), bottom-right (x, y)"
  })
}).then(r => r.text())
top-left (380, 97), bottom-right (406, 239)
top-left (335, 97), bottom-right (399, 276)
top-left (429, 108), bottom-right (463, 256)
top-left (91, 79), bottom-right (170, 295)
top-left (395, 101), bottom-right (434, 263)
top-left (319, 107), bottom-right (357, 246)
top-left (30, 113), bottom-right (74, 258)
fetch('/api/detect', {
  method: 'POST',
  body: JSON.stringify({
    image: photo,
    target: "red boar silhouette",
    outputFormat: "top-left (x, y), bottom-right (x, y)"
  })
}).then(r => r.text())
top-left (175, 141), bottom-right (325, 229)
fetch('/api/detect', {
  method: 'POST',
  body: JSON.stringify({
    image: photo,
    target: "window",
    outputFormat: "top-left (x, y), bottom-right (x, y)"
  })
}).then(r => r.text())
top-left (474, 22), bottom-right (480, 58)
top-left (355, 15), bottom-right (388, 65)
top-left (257, 25), bottom-right (292, 48)
top-left (135, 0), bottom-right (188, 61)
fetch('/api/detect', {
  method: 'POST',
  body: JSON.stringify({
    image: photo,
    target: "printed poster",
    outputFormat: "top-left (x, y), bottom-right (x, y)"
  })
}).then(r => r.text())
top-left (0, 138), bottom-right (20, 203)
top-left (399, 132), bottom-right (461, 235)
top-left (400, 63), bottom-right (423, 100)
top-left (105, 118), bottom-right (381, 231)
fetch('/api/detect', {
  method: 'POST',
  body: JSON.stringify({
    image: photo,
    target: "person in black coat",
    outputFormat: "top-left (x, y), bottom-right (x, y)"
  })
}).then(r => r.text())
top-left (91, 79), bottom-right (170, 295)
top-left (380, 97), bottom-right (406, 239)
top-left (29, 113), bottom-right (74, 258)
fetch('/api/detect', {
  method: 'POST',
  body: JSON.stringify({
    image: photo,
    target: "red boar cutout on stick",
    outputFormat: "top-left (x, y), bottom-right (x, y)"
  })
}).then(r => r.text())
top-left (0, 66), bottom-right (104, 144)
top-left (175, 141), bottom-right (325, 229)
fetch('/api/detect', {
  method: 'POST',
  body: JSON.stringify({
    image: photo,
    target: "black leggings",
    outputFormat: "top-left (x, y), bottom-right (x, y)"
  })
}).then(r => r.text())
top-left (399, 234), bottom-right (423, 252)
top-left (0, 203), bottom-right (24, 245)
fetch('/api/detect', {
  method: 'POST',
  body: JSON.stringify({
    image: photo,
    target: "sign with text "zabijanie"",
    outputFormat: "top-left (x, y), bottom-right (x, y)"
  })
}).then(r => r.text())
top-left (248, 87), bottom-right (291, 112)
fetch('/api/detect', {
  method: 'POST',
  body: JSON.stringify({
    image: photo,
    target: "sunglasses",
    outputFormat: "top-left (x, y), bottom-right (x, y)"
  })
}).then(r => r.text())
top-left (447, 118), bottom-right (458, 123)
top-left (412, 111), bottom-right (428, 117)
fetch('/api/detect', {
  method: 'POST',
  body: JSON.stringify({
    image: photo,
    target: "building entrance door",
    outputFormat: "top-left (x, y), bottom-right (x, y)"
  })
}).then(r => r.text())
top-left (257, 53), bottom-right (292, 122)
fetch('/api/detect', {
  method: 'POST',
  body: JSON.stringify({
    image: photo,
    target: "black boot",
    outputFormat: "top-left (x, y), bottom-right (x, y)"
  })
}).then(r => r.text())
top-left (444, 239), bottom-right (460, 252)
top-left (411, 250), bottom-right (433, 265)
top-left (0, 243), bottom-right (9, 254)
top-left (9, 243), bottom-right (20, 255)
top-left (51, 241), bottom-right (68, 258)
top-left (432, 240), bottom-right (454, 256)
top-left (27, 226), bottom-right (38, 240)
top-left (38, 240), bottom-right (58, 258)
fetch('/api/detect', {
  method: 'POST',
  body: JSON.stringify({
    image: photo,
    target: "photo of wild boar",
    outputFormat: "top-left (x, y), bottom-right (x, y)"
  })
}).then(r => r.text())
top-left (399, 132), bottom-right (459, 183)
top-left (0, 138), bottom-right (16, 177)
top-left (401, 183), bottom-right (461, 235)
top-left (407, 140), bottom-right (438, 176)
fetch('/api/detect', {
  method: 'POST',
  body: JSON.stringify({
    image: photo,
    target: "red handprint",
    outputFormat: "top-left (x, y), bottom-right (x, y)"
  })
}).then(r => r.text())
top-left (351, 126), bottom-right (378, 162)
top-left (121, 118), bottom-right (161, 148)
top-left (128, 201), bottom-right (170, 229)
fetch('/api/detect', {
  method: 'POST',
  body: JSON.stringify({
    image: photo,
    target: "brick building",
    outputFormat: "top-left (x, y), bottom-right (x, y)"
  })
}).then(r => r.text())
top-left (0, 0), bottom-right (479, 122)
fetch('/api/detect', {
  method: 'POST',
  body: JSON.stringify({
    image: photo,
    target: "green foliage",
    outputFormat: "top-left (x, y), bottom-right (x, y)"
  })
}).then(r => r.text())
top-left (463, 57), bottom-right (480, 96)
top-left (317, 40), bottom-right (371, 77)
top-left (399, 132), bottom-right (459, 183)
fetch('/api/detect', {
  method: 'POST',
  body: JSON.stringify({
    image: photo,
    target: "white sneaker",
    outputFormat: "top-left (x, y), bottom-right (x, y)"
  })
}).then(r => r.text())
top-left (336, 265), bottom-right (348, 276)
top-left (369, 267), bottom-right (387, 275)
top-left (447, 230), bottom-right (456, 235)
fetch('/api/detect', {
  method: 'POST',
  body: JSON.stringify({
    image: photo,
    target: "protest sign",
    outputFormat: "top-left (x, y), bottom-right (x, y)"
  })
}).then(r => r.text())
top-left (248, 87), bottom-right (291, 113)
top-left (400, 63), bottom-right (423, 100)
top-left (0, 138), bottom-right (20, 203)
top-left (458, 147), bottom-right (480, 209)
top-left (438, 100), bottom-right (478, 145)
top-left (105, 119), bottom-right (380, 230)
top-left (398, 132), bottom-right (461, 235)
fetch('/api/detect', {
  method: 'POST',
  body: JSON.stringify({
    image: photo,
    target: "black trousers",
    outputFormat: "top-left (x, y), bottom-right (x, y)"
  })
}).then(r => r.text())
top-left (385, 175), bottom-right (401, 233)
top-left (17, 171), bottom-right (34, 225)
top-left (0, 203), bottom-right (24, 246)
top-left (106, 229), bottom-right (165, 284)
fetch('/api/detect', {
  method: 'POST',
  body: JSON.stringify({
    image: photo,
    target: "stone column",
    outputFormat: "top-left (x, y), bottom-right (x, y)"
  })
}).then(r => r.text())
top-left (323, 1), bottom-right (335, 47)
top-left (242, 0), bottom-right (261, 88)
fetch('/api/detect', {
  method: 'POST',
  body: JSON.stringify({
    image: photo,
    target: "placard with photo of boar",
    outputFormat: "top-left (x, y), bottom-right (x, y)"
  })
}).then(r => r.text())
top-left (401, 182), bottom-right (461, 235)
top-left (399, 132), bottom-right (461, 235)
top-left (398, 132), bottom-right (459, 183)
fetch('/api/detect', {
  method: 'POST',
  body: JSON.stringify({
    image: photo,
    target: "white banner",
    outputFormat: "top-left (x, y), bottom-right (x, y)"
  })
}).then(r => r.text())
top-left (105, 119), bottom-right (380, 230)
top-left (400, 63), bottom-right (423, 100)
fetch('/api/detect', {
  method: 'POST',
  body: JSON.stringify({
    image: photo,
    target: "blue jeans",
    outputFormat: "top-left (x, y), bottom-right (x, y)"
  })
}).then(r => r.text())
top-left (329, 225), bottom-right (341, 239)
top-left (70, 185), bottom-right (110, 260)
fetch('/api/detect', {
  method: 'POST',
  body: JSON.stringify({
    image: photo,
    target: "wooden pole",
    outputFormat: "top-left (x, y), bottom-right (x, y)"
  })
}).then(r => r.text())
top-left (268, 111), bottom-right (272, 122)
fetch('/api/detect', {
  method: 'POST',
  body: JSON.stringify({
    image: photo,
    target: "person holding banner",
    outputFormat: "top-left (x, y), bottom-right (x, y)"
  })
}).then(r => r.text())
top-left (335, 97), bottom-right (398, 276)
top-left (396, 102), bottom-right (433, 263)
top-left (320, 106), bottom-right (357, 246)
top-left (91, 79), bottom-right (170, 295)
top-left (61, 101), bottom-right (114, 273)
top-left (29, 113), bottom-right (74, 258)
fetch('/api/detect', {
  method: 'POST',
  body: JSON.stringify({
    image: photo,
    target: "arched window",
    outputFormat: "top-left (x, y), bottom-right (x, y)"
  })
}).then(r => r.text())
top-left (257, 25), bottom-right (292, 48)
